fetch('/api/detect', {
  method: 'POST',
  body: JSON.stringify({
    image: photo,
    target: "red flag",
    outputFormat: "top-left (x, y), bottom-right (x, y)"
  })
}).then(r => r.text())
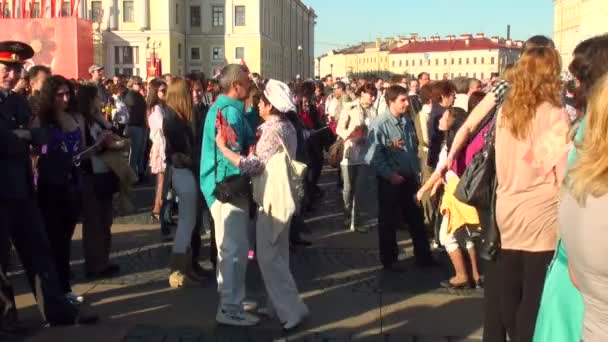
top-left (21, 0), bottom-right (26, 18)
top-left (29, 0), bottom-right (34, 17)
top-left (40, 0), bottom-right (45, 17)
top-left (215, 109), bottom-right (237, 148)
top-left (0, 0), bottom-right (6, 18)
top-left (50, 0), bottom-right (55, 17)
top-left (71, 0), bottom-right (78, 17)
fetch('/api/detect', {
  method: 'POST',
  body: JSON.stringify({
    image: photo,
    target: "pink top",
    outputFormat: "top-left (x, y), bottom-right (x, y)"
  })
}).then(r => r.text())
top-left (148, 105), bottom-right (166, 174)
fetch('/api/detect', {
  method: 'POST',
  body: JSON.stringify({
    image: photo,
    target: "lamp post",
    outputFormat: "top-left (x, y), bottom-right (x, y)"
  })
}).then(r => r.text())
top-left (330, 63), bottom-right (333, 76)
top-left (297, 45), bottom-right (303, 78)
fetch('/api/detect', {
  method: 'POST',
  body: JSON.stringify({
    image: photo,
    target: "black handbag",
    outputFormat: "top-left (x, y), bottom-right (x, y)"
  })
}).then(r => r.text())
top-left (211, 122), bottom-right (252, 205)
top-left (454, 105), bottom-right (499, 209)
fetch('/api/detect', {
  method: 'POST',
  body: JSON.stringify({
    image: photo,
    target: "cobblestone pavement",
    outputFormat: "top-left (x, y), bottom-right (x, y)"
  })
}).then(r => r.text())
top-left (8, 168), bottom-right (484, 341)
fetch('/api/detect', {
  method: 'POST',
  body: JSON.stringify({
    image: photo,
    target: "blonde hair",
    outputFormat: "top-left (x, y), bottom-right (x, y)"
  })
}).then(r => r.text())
top-left (165, 78), bottom-right (193, 123)
top-left (568, 72), bottom-right (608, 205)
top-left (501, 47), bottom-right (562, 140)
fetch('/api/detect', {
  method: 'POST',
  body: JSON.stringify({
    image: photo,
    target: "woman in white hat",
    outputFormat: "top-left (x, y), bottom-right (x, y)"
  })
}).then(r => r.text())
top-left (216, 79), bottom-right (309, 330)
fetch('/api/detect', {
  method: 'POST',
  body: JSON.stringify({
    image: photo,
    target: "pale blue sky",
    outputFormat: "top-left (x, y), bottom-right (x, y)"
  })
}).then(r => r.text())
top-left (303, 0), bottom-right (554, 56)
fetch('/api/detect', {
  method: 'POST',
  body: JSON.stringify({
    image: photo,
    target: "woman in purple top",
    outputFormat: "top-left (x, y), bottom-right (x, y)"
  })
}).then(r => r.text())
top-left (32, 75), bottom-right (86, 305)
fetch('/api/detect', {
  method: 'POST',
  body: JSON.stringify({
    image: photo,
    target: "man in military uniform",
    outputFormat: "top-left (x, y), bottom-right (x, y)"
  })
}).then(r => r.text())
top-left (0, 41), bottom-right (97, 333)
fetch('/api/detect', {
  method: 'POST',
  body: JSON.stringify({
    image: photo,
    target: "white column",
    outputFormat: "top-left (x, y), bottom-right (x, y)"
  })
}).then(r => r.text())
top-left (139, 0), bottom-right (149, 30)
top-left (110, 0), bottom-right (119, 30)
top-left (77, 0), bottom-right (86, 18)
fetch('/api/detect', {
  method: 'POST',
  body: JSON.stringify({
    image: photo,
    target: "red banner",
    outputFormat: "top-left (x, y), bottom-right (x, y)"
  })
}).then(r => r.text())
top-left (21, 0), bottom-right (26, 18)
top-left (50, 0), bottom-right (55, 17)
top-left (40, 0), bottom-right (45, 17)
top-left (147, 55), bottom-right (162, 78)
top-left (0, 17), bottom-right (94, 79)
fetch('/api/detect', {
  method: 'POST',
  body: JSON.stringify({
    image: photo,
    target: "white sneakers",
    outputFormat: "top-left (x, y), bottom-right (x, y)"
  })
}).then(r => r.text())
top-left (216, 306), bottom-right (260, 326)
top-left (65, 292), bottom-right (84, 305)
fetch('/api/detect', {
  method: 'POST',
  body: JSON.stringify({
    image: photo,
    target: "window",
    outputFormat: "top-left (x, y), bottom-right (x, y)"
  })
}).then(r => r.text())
top-left (435, 59), bottom-right (438, 66)
top-left (480, 72), bottom-right (484, 79)
top-left (91, 1), bottom-right (102, 21)
top-left (175, 4), bottom-right (179, 25)
top-left (178, 44), bottom-right (182, 59)
top-left (392, 61), bottom-right (395, 67)
top-left (399, 60), bottom-right (402, 67)
top-left (114, 46), bottom-right (139, 76)
top-left (465, 72), bottom-right (469, 77)
top-left (458, 58), bottom-right (462, 65)
top-left (466, 58), bottom-right (470, 64)
top-left (235, 47), bottom-right (244, 60)
top-left (412, 60), bottom-right (415, 66)
top-left (450, 73), bottom-right (454, 78)
top-left (435, 73), bottom-right (438, 80)
top-left (473, 57), bottom-right (477, 64)
top-left (451, 58), bottom-right (454, 65)
top-left (473, 72), bottom-right (477, 78)
top-left (190, 6), bottom-right (201, 27)
top-left (60, 2), bottom-right (71, 16)
top-left (405, 60), bottom-right (409, 67)
top-left (190, 47), bottom-right (201, 60)
top-left (32, 2), bottom-right (41, 17)
top-left (444, 58), bottom-right (447, 65)
top-left (212, 6), bottom-right (224, 27)
top-left (427, 59), bottom-right (430, 66)
top-left (235, 6), bottom-right (246, 26)
top-left (212, 47), bottom-right (224, 61)
top-left (420, 59), bottom-right (423, 65)
top-left (491, 57), bottom-right (495, 64)
top-left (481, 57), bottom-right (485, 64)
top-left (123, 1), bottom-right (134, 22)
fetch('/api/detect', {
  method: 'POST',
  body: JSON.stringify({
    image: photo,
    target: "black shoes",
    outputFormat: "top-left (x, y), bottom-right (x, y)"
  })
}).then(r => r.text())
top-left (382, 262), bottom-right (408, 273)
top-left (85, 263), bottom-right (120, 279)
top-left (415, 258), bottom-right (441, 268)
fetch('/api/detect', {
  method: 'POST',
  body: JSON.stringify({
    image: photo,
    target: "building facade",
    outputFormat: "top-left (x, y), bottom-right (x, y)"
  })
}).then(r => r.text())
top-left (554, 0), bottom-right (608, 73)
top-left (318, 34), bottom-right (521, 81)
top-left (388, 34), bottom-right (522, 81)
top-left (81, 0), bottom-right (315, 79)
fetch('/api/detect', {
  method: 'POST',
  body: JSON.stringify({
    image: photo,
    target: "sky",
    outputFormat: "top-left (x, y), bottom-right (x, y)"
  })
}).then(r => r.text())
top-left (302, 0), bottom-right (554, 57)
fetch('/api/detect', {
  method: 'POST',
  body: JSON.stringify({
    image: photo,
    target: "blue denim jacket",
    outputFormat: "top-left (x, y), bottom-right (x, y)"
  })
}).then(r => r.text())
top-left (365, 111), bottom-right (420, 179)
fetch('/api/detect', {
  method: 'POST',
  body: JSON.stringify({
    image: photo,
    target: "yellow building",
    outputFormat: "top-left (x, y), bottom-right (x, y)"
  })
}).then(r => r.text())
top-left (389, 34), bottom-right (522, 81)
top-left (554, 0), bottom-right (608, 72)
top-left (318, 34), bottom-right (521, 81)
top-left (318, 38), bottom-right (397, 78)
top-left (82, 0), bottom-right (315, 79)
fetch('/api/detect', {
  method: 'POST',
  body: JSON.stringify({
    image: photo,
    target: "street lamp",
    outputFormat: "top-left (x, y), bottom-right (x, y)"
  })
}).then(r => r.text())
top-left (297, 45), bottom-right (303, 78)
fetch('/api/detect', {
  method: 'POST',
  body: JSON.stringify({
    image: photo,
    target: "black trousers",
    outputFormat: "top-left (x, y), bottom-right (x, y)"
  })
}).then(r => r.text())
top-left (495, 249), bottom-right (553, 342)
top-left (482, 258), bottom-right (507, 342)
top-left (376, 176), bottom-right (432, 266)
top-left (37, 183), bottom-right (79, 294)
top-left (0, 197), bottom-right (78, 324)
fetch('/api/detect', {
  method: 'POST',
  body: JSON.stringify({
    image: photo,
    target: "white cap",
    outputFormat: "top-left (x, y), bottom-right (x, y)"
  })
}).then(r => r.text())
top-left (264, 79), bottom-right (296, 113)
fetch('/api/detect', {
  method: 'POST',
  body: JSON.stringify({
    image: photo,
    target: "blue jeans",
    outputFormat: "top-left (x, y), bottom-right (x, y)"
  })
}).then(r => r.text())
top-left (127, 126), bottom-right (146, 177)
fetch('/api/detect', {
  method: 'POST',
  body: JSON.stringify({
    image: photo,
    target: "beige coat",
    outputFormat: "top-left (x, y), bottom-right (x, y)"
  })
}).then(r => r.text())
top-left (336, 100), bottom-right (376, 165)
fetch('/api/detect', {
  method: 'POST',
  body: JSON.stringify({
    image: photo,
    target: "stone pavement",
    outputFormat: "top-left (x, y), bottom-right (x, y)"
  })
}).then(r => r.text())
top-left (5, 169), bottom-right (485, 342)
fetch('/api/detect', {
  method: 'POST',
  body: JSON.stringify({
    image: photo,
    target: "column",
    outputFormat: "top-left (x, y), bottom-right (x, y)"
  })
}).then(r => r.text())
top-left (109, 0), bottom-right (119, 30)
top-left (139, 0), bottom-right (149, 30)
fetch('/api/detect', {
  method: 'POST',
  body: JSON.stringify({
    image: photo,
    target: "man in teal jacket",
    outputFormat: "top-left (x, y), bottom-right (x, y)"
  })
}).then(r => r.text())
top-left (199, 64), bottom-right (258, 326)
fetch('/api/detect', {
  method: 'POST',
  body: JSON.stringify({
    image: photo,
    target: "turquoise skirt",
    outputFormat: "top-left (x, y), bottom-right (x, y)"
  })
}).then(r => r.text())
top-left (533, 240), bottom-right (584, 341)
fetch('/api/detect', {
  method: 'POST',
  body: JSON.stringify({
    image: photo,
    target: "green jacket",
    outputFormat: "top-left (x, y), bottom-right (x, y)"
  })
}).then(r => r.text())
top-left (200, 95), bottom-right (254, 206)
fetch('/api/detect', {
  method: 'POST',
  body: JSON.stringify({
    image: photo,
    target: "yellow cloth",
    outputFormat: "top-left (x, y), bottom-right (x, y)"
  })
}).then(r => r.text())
top-left (440, 176), bottom-right (480, 234)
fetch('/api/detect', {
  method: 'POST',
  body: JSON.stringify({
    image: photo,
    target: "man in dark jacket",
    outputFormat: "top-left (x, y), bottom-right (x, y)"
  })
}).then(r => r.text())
top-left (0, 41), bottom-right (97, 332)
top-left (124, 76), bottom-right (148, 180)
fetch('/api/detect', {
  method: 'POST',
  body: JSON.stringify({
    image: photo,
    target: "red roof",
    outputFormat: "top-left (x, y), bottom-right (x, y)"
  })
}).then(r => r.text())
top-left (389, 38), bottom-right (519, 54)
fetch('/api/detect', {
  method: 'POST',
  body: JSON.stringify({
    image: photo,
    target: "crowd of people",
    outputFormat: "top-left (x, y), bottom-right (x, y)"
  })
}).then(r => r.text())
top-left (1, 31), bottom-right (608, 341)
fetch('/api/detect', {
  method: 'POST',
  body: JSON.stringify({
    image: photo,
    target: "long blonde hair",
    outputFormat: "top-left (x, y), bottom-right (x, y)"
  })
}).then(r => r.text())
top-left (568, 72), bottom-right (608, 205)
top-left (165, 78), bottom-right (193, 123)
top-left (501, 47), bottom-right (562, 140)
